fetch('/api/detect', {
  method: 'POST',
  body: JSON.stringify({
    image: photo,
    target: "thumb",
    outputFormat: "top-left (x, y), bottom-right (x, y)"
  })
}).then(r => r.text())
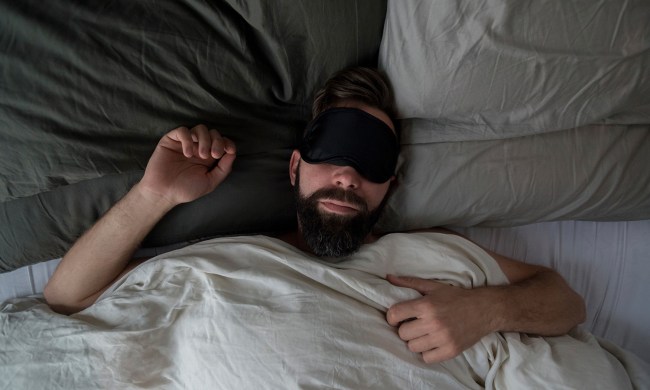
top-left (386, 274), bottom-right (440, 294)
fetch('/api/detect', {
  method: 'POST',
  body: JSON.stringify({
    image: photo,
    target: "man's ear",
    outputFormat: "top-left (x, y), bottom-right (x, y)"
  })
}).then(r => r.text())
top-left (289, 150), bottom-right (301, 186)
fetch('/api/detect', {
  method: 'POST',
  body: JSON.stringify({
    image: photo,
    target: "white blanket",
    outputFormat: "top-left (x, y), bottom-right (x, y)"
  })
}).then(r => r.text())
top-left (1, 233), bottom-right (648, 389)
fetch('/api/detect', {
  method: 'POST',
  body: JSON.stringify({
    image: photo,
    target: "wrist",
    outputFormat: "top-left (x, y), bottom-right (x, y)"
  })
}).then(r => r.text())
top-left (474, 286), bottom-right (511, 334)
top-left (130, 182), bottom-right (178, 215)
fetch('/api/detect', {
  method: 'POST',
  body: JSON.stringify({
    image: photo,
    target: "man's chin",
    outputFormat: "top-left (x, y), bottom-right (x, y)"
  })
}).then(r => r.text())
top-left (293, 175), bottom-right (384, 259)
top-left (308, 237), bottom-right (363, 260)
top-left (297, 213), bottom-right (364, 259)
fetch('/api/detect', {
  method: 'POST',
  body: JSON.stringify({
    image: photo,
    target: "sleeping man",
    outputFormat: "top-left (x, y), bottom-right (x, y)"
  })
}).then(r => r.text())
top-left (43, 67), bottom-right (587, 365)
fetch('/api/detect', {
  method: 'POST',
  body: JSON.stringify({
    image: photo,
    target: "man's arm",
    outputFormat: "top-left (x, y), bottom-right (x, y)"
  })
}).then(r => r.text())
top-left (44, 125), bottom-right (236, 315)
top-left (385, 229), bottom-right (586, 364)
top-left (43, 185), bottom-right (173, 314)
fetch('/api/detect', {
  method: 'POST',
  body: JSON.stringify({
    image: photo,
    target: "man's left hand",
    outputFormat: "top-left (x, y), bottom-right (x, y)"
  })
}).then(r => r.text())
top-left (385, 274), bottom-right (496, 363)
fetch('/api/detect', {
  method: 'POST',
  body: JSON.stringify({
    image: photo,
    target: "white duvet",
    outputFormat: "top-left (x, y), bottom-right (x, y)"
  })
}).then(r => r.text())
top-left (1, 233), bottom-right (648, 389)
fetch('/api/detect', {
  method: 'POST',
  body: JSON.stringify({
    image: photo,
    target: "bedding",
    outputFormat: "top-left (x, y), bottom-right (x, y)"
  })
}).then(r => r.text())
top-left (379, 0), bottom-right (650, 141)
top-left (375, 0), bottom-right (650, 230)
top-left (2, 1), bottom-right (650, 387)
top-left (0, 0), bottom-right (387, 271)
top-left (455, 220), bottom-right (650, 364)
top-left (2, 233), bottom-right (648, 388)
top-left (4, 220), bottom-right (650, 365)
top-left (377, 123), bottom-right (650, 230)
top-left (2, 0), bottom-right (650, 271)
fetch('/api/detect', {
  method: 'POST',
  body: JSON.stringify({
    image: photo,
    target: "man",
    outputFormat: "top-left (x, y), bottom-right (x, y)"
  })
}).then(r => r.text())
top-left (44, 67), bottom-right (585, 364)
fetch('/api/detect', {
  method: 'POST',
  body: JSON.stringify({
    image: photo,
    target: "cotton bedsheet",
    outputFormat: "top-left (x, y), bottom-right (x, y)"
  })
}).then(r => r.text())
top-left (1, 233), bottom-right (647, 389)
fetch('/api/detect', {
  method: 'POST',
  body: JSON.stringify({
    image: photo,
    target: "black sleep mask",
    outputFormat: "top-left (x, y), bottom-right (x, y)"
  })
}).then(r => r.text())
top-left (299, 107), bottom-right (399, 183)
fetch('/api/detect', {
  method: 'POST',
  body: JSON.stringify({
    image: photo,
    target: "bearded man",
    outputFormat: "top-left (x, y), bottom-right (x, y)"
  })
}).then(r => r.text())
top-left (44, 67), bottom-right (584, 364)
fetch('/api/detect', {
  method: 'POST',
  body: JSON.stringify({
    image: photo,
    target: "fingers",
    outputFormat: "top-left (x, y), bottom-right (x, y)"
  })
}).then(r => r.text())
top-left (209, 129), bottom-right (237, 159)
top-left (394, 316), bottom-right (466, 363)
top-left (209, 129), bottom-right (225, 159)
top-left (386, 299), bottom-right (420, 326)
top-left (193, 125), bottom-right (211, 159)
top-left (209, 141), bottom-right (236, 183)
top-left (166, 125), bottom-right (235, 161)
top-left (166, 126), bottom-right (194, 157)
top-left (393, 315), bottom-right (464, 363)
top-left (396, 316), bottom-right (430, 341)
top-left (407, 332), bottom-right (441, 354)
top-left (386, 275), bottom-right (448, 326)
top-left (387, 280), bottom-right (482, 364)
top-left (209, 132), bottom-right (236, 179)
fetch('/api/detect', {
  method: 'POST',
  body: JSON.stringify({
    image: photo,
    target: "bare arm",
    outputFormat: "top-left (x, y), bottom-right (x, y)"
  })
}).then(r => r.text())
top-left (44, 125), bottom-right (236, 314)
top-left (43, 185), bottom-right (173, 314)
top-left (386, 228), bottom-right (586, 363)
top-left (484, 250), bottom-right (586, 336)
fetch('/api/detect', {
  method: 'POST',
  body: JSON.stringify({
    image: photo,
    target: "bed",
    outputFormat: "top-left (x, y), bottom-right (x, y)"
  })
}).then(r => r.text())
top-left (1, 0), bottom-right (650, 387)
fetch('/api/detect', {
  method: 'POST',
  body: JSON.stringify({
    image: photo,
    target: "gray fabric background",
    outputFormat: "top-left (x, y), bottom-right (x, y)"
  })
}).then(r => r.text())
top-left (0, 0), bottom-right (387, 271)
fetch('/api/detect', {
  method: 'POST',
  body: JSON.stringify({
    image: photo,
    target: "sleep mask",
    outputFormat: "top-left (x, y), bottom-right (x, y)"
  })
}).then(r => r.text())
top-left (299, 107), bottom-right (399, 183)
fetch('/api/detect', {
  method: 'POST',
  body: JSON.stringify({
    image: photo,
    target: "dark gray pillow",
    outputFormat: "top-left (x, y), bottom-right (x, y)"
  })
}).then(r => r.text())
top-left (0, 0), bottom-right (387, 271)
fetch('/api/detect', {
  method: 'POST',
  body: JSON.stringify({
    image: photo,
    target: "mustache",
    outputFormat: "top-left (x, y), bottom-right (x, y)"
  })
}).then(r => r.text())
top-left (308, 187), bottom-right (368, 212)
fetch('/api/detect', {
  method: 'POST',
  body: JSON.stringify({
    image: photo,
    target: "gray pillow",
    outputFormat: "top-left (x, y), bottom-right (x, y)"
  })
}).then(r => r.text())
top-left (376, 124), bottom-right (650, 231)
top-left (0, 0), bottom-right (387, 271)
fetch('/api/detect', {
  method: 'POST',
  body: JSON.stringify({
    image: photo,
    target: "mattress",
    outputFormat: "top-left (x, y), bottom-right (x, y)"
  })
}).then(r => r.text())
top-left (2, 219), bottom-right (649, 364)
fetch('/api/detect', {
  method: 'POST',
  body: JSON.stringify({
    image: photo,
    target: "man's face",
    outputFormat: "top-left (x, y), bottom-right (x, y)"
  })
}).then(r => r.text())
top-left (290, 102), bottom-right (395, 258)
top-left (292, 162), bottom-right (390, 258)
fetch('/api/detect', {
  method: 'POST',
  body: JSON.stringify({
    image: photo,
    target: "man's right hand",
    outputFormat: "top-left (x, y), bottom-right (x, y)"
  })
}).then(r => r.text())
top-left (139, 124), bottom-right (237, 206)
top-left (44, 124), bottom-right (236, 314)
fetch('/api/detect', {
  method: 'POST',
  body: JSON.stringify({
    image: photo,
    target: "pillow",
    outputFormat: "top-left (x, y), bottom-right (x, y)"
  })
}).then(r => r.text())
top-left (0, 154), bottom-right (297, 271)
top-left (376, 124), bottom-right (650, 231)
top-left (379, 0), bottom-right (650, 142)
top-left (0, 0), bottom-right (387, 271)
top-left (0, 0), bottom-right (387, 202)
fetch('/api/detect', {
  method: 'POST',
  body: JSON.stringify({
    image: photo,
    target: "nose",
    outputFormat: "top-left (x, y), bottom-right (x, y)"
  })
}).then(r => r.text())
top-left (333, 166), bottom-right (362, 189)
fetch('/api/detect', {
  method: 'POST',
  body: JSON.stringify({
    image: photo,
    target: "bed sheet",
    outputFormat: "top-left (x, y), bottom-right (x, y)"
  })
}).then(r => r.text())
top-left (1, 220), bottom-right (649, 365)
top-left (454, 219), bottom-right (650, 364)
top-left (2, 233), bottom-right (647, 388)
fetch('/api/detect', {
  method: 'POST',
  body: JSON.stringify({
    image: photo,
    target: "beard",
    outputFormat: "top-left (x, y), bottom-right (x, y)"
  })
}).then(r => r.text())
top-left (294, 168), bottom-right (386, 260)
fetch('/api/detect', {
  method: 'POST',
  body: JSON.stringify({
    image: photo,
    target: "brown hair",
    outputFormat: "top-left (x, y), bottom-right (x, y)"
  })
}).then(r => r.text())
top-left (312, 67), bottom-right (398, 125)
